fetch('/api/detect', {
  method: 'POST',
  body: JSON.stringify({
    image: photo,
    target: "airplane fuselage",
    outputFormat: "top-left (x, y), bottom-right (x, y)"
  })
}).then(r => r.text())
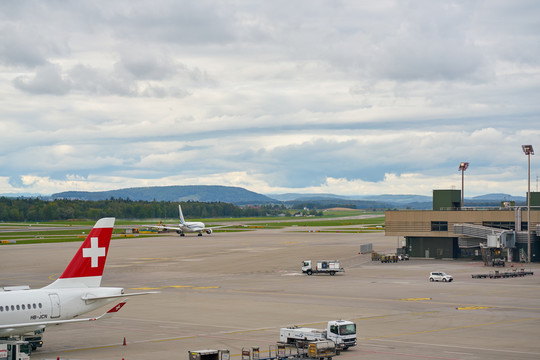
top-left (0, 287), bottom-right (123, 336)
top-left (180, 221), bottom-right (205, 233)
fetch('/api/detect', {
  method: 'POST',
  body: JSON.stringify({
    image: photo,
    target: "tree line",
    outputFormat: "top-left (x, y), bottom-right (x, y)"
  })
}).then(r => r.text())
top-left (0, 197), bottom-right (288, 221)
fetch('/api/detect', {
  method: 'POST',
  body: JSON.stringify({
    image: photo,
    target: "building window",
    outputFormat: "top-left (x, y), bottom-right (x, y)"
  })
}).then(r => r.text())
top-left (431, 221), bottom-right (448, 231)
top-left (482, 221), bottom-right (515, 230)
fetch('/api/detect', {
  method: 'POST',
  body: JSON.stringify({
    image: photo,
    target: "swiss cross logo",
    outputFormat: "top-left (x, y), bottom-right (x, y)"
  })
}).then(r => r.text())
top-left (82, 237), bottom-right (106, 268)
top-left (108, 302), bottom-right (126, 313)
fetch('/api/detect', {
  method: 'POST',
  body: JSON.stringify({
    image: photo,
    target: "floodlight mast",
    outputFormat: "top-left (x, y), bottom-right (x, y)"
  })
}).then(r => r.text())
top-left (522, 145), bottom-right (534, 263)
top-left (459, 162), bottom-right (469, 208)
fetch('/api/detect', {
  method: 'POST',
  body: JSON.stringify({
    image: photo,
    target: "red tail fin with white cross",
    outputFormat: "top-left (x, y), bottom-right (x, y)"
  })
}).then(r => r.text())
top-left (44, 218), bottom-right (115, 289)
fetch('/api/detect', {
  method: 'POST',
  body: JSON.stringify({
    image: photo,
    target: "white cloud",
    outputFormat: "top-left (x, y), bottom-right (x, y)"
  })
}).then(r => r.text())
top-left (1, 1), bottom-right (540, 197)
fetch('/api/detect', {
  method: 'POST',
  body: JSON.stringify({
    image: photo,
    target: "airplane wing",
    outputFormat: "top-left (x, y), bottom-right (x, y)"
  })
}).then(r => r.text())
top-left (81, 291), bottom-right (158, 302)
top-left (204, 225), bottom-right (232, 230)
top-left (150, 225), bottom-right (181, 231)
top-left (0, 300), bottom-right (128, 334)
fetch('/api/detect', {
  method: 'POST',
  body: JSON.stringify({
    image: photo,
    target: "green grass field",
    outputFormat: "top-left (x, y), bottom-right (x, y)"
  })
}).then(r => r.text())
top-left (0, 211), bottom-right (385, 245)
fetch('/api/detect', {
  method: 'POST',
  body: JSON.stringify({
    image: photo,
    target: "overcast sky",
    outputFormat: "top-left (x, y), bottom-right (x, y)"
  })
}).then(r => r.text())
top-left (1, 1), bottom-right (539, 197)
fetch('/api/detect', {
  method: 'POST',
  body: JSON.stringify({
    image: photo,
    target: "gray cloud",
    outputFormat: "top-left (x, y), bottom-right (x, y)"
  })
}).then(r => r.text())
top-left (13, 63), bottom-right (71, 95)
top-left (1, 1), bottom-right (539, 196)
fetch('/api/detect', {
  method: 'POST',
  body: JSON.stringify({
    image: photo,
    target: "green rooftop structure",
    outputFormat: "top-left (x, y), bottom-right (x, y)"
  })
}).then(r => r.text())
top-left (433, 189), bottom-right (461, 211)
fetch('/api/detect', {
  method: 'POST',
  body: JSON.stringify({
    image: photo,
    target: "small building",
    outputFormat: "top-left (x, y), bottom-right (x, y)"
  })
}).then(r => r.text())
top-left (385, 190), bottom-right (540, 262)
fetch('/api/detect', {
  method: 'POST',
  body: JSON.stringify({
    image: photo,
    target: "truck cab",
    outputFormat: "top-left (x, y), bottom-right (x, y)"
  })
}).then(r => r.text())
top-left (326, 320), bottom-right (357, 350)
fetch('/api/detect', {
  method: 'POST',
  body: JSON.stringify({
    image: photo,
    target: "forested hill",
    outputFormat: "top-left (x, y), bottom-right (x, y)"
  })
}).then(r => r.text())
top-left (53, 185), bottom-right (276, 205)
top-left (0, 197), bottom-right (281, 221)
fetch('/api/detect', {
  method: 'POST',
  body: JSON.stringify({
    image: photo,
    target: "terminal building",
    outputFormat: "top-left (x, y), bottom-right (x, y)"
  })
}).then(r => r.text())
top-left (385, 190), bottom-right (540, 262)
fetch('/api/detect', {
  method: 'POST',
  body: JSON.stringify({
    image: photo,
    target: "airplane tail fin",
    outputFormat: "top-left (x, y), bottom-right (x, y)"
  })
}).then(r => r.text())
top-left (178, 204), bottom-right (186, 225)
top-left (44, 217), bottom-right (115, 289)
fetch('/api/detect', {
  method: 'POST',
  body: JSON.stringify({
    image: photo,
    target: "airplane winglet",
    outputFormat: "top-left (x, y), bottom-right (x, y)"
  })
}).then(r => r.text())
top-left (106, 300), bottom-right (127, 314)
top-left (94, 300), bottom-right (128, 321)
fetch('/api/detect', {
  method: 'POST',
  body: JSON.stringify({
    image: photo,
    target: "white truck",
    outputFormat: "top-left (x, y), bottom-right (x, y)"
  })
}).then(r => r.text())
top-left (279, 320), bottom-right (357, 350)
top-left (0, 340), bottom-right (32, 360)
top-left (302, 260), bottom-right (344, 276)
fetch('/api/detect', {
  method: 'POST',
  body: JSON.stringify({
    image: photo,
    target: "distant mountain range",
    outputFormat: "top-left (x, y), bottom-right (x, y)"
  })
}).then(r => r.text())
top-left (267, 193), bottom-right (432, 203)
top-left (52, 185), bottom-right (275, 205)
top-left (470, 193), bottom-right (525, 201)
top-left (45, 186), bottom-right (527, 209)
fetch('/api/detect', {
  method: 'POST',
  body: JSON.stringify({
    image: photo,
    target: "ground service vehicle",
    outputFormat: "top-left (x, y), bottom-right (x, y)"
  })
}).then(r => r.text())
top-left (492, 258), bottom-right (505, 267)
top-left (188, 349), bottom-right (230, 360)
top-left (307, 340), bottom-right (337, 359)
top-left (0, 340), bottom-right (31, 360)
top-left (302, 260), bottom-right (344, 276)
top-left (429, 272), bottom-right (453, 282)
top-left (0, 335), bottom-right (41, 352)
top-left (279, 320), bottom-right (357, 350)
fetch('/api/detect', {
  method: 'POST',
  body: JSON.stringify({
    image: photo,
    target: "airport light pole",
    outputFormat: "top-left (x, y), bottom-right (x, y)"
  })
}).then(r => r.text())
top-left (522, 145), bottom-right (534, 263)
top-left (459, 162), bottom-right (469, 208)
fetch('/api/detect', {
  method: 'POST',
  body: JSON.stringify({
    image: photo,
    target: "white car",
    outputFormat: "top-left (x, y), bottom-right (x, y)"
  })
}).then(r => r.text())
top-left (429, 271), bottom-right (453, 282)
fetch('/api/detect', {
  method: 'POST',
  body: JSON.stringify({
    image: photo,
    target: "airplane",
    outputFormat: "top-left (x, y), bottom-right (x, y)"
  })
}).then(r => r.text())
top-left (152, 204), bottom-right (226, 236)
top-left (0, 217), bottom-right (155, 343)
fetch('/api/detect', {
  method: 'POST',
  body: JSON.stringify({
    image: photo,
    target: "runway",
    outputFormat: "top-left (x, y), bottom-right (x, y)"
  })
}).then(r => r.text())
top-left (2, 228), bottom-right (540, 360)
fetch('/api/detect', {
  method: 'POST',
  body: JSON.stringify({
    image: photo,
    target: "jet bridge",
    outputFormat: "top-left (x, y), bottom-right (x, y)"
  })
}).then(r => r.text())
top-left (454, 224), bottom-right (516, 265)
top-left (454, 224), bottom-right (515, 248)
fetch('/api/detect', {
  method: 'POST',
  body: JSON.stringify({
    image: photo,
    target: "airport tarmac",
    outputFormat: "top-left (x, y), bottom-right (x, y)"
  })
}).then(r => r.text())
top-left (2, 228), bottom-right (540, 360)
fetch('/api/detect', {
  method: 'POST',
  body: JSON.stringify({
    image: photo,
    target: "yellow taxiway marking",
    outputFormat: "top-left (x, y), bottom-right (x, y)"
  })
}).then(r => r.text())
top-left (226, 328), bottom-right (272, 334)
top-left (301, 312), bottom-right (440, 328)
top-left (193, 286), bottom-right (220, 289)
top-left (130, 285), bottom-right (219, 290)
top-left (64, 343), bottom-right (121, 352)
top-left (364, 317), bottom-right (539, 340)
top-left (401, 298), bottom-right (432, 301)
top-left (227, 288), bottom-right (540, 311)
top-left (151, 336), bottom-right (198, 343)
top-left (457, 306), bottom-right (491, 310)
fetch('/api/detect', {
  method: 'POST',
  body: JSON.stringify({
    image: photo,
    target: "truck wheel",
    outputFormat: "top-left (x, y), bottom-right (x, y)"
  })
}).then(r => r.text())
top-left (329, 271), bottom-right (335, 276)
top-left (307, 270), bottom-right (313, 275)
